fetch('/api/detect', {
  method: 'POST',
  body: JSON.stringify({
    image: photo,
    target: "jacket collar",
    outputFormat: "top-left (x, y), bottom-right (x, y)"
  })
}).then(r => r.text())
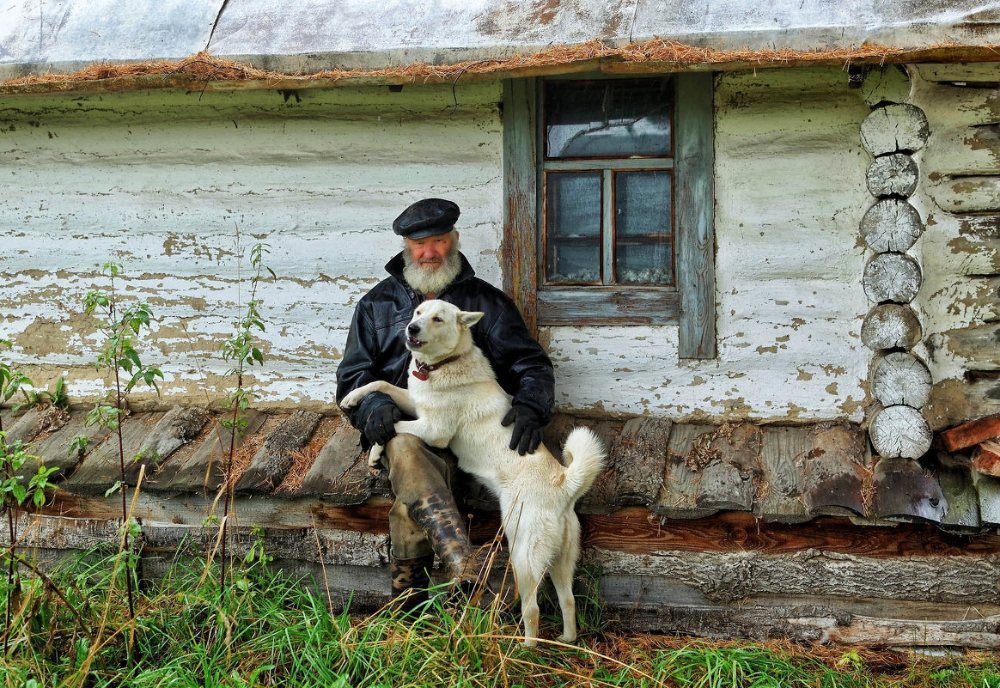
top-left (385, 251), bottom-right (476, 295)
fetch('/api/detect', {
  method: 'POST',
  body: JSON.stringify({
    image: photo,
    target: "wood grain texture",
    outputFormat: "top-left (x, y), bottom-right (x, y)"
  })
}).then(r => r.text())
top-left (587, 544), bottom-right (1000, 605)
top-left (973, 472), bottom-right (1000, 526)
top-left (915, 63), bottom-right (1000, 84)
top-left (802, 424), bottom-right (869, 517)
top-left (861, 103), bottom-right (930, 156)
top-left (695, 423), bottom-right (762, 512)
top-left (657, 424), bottom-right (719, 519)
top-left (154, 409), bottom-right (267, 492)
top-left (861, 65), bottom-right (911, 107)
top-left (601, 416), bottom-right (671, 508)
top-left (871, 352), bottom-right (932, 408)
top-left (63, 412), bottom-right (166, 494)
top-left (18, 410), bottom-right (111, 482)
top-left (974, 441), bottom-right (1000, 478)
top-left (870, 405), bottom-right (933, 460)
top-left (501, 78), bottom-right (539, 335)
top-left (932, 323), bottom-right (1000, 371)
top-left (935, 458), bottom-right (981, 529)
top-left (927, 176), bottom-right (1000, 214)
top-left (536, 288), bottom-right (680, 326)
top-left (235, 410), bottom-right (322, 494)
top-left (297, 418), bottom-right (370, 503)
top-left (873, 457), bottom-right (946, 522)
top-left (3, 406), bottom-right (69, 446)
top-left (923, 124), bottom-right (1000, 178)
top-left (941, 413), bottom-right (1000, 452)
top-left (755, 426), bottom-right (810, 522)
top-left (926, 375), bottom-right (1000, 432)
top-left (125, 406), bottom-right (211, 485)
top-left (866, 153), bottom-right (918, 197)
top-left (860, 198), bottom-right (923, 252)
top-left (861, 304), bottom-right (922, 350)
top-left (614, 600), bottom-right (1000, 648)
top-left (676, 72), bottom-right (717, 359)
top-left (863, 252), bottom-right (922, 304)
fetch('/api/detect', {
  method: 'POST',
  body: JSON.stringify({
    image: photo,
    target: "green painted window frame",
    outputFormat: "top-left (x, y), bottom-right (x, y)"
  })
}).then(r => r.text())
top-left (501, 72), bottom-right (716, 359)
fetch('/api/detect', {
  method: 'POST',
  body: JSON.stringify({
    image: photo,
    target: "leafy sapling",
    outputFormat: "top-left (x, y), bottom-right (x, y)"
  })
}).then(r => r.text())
top-left (0, 432), bottom-right (58, 655)
top-left (83, 261), bottom-right (163, 622)
top-left (0, 340), bottom-right (34, 655)
top-left (217, 237), bottom-right (275, 594)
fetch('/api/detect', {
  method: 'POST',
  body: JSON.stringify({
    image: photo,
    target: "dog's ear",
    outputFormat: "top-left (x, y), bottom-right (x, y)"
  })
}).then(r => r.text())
top-left (458, 311), bottom-right (485, 328)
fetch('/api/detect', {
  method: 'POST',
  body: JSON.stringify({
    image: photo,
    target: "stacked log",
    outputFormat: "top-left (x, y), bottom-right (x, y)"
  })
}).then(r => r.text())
top-left (860, 67), bottom-right (933, 460)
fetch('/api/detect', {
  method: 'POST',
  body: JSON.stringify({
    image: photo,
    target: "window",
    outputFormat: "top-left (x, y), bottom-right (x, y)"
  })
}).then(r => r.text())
top-left (502, 73), bottom-right (716, 359)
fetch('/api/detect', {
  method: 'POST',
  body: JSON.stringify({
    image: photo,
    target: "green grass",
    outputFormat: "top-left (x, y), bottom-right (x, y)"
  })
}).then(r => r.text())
top-left (0, 545), bottom-right (998, 688)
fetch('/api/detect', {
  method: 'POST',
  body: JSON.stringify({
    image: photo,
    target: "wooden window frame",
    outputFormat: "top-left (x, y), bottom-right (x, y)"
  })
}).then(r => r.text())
top-left (501, 72), bottom-right (717, 359)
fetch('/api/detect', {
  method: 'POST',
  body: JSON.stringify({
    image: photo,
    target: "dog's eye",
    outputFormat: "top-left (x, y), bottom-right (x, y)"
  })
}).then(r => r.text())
top-left (432, 316), bottom-right (443, 323)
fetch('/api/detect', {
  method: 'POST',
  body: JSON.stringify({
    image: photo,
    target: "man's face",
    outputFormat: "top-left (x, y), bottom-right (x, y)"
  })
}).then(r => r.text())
top-left (405, 231), bottom-right (458, 271)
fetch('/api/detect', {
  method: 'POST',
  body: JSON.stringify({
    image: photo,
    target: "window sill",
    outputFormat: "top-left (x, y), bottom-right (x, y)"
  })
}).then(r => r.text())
top-left (536, 286), bottom-right (680, 326)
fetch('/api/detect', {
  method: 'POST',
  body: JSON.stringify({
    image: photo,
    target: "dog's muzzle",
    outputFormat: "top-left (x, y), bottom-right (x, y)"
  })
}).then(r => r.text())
top-left (406, 323), bottom-right (423, 349)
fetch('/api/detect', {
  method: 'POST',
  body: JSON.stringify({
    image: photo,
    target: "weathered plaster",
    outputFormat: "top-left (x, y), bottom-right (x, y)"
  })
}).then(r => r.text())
top-left (545, 68), bottom-right (871, 421)
top-left (2, 69), bottom-right (881, 422)
top-left (1, 83), bottom-right (503, 409)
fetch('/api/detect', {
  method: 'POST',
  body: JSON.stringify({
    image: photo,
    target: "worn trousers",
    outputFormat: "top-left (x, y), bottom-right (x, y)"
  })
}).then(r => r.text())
top-left (383, 433), bottom-right (462, 559)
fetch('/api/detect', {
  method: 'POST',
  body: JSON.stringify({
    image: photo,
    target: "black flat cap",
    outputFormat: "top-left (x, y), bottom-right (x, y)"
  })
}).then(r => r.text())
top-left (392, 198), bottom-right (461, 240)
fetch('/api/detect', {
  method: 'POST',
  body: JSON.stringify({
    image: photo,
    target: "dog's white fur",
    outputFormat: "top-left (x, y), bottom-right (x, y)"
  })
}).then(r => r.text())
top-left (340, 300), bottom-right (605, 645)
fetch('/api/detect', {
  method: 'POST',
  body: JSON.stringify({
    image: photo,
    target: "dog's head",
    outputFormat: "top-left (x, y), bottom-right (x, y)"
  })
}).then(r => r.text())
top-left (405, 300), bottom-right (483, 361)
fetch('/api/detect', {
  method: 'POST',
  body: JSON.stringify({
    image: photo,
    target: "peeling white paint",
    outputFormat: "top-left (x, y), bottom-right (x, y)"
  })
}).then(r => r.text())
top-left (1, 69), bottom-right (879, 421)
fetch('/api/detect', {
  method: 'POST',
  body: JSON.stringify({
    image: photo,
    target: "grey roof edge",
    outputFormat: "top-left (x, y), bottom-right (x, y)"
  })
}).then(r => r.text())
top-left (3, 9), bottom-right (1000, 86)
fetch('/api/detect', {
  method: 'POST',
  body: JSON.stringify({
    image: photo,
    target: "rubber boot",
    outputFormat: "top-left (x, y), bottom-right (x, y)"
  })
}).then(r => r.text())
top-left (390, 553), bottom-right (434, 612)
top-left (407, 490), bottom-right (476, 595)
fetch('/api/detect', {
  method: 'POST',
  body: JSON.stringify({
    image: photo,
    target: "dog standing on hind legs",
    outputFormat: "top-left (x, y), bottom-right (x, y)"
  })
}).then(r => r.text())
top-left (340, 299), bottom-right (606, 645)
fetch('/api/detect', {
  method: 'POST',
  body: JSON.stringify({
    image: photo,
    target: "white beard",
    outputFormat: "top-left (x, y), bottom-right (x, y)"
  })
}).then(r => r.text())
top-left (402, 239), bottom-right (461, 296)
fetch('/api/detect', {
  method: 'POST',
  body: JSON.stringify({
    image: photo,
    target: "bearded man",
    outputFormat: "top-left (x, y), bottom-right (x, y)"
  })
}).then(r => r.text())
top-left (336, 198), bottom-right (555, 605)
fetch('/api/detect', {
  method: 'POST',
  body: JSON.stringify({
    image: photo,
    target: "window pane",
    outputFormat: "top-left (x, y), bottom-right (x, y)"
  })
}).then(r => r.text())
top-left (615, 170), bottom-right (673, 285)
top-left (545, 79), bottom-right (673, 159)
top-left (546, 172), bottom-right (602, 284)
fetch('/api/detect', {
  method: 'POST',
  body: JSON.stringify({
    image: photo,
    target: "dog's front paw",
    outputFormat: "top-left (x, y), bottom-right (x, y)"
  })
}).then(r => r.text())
top-left (340, 389), bottom-right (364, 410)
top-left (368, 443), bottom-right (385, 468)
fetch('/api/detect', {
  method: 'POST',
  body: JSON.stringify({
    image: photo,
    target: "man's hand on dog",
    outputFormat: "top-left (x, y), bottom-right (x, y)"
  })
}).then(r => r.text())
top-left (365, 403), bottom-right (402, 446)
top-left (501, 404), bottom-right (544, 455)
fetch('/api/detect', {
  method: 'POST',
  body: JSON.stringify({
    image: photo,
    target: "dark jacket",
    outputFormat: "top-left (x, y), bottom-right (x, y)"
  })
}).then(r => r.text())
top-left (336, 252), bottom-right (555, 437)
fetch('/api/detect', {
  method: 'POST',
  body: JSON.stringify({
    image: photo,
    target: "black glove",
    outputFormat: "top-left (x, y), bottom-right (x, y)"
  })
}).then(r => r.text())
top-left (501, 403), bottom-right (544, 456)
top-left (364, 403), bottom-right (402, 446)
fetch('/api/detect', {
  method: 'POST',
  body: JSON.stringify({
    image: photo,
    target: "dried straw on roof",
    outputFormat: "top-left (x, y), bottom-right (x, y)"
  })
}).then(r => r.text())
top-left (0, 38), bottom-right (978, 93)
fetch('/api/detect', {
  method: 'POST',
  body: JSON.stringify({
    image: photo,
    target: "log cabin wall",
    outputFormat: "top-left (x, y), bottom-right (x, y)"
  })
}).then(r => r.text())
top-left (0, 83), bottom-right (506, 412)
top-left (1, 68), bottom-right (874, 425)
top-left (912, 63), bottom-right (1000, 431)
top-left (4, 65), bottom-right (1000, 647)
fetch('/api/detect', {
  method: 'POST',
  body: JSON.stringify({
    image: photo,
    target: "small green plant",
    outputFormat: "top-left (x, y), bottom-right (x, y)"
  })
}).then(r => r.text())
top-left (0, 340), bottom-right (32, 432)
top-left (217, 232), bottom-right (275, 595)
top-left (0, 432), bottom-right (58, 655)
top-left (83, 261), bottom-right (163, 626)
top-left (11, 375), bottom-right (70, 415)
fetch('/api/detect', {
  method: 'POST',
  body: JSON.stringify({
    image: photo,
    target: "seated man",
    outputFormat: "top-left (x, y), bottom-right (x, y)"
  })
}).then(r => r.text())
top-left (336, 198), bottom-right (555, 604)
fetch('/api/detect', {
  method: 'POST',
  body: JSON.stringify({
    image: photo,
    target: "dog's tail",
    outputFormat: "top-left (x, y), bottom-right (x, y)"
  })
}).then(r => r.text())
top-left (561, 427), bottom-right (607, 503)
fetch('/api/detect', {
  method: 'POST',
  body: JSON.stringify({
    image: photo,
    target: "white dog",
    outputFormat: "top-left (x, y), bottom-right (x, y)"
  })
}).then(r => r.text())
top-left (340, 299), bottom-right (606, 645)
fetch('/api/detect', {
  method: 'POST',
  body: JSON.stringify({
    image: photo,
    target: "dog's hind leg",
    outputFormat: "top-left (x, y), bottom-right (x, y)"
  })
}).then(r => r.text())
top-left (550, 516), bottom-right (582, 643)
top-left (511, 555), bottom-right (542, 647)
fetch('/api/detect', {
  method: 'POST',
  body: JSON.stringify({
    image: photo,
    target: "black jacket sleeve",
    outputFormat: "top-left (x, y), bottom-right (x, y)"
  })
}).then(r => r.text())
top-left (480, 299), bottom-right (555, 425)
top-left (335, 299), bottom-right (396, 432)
